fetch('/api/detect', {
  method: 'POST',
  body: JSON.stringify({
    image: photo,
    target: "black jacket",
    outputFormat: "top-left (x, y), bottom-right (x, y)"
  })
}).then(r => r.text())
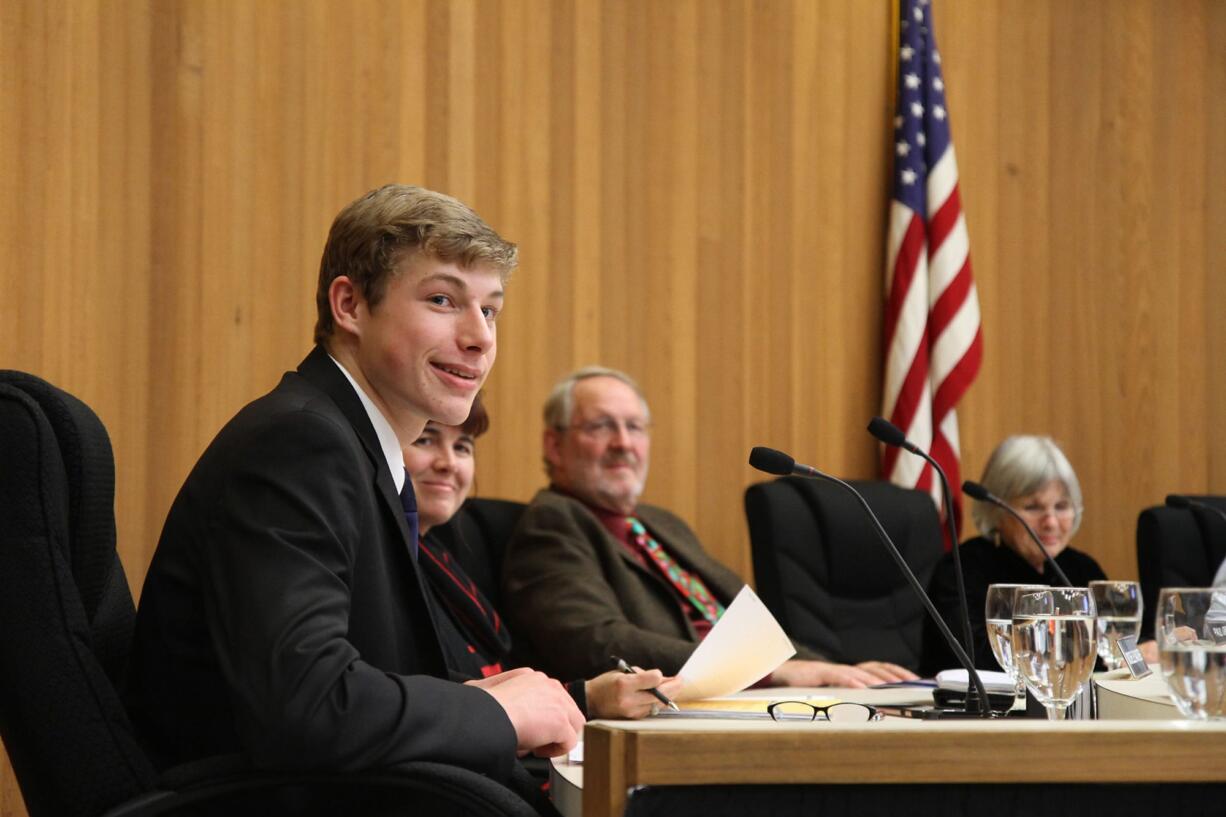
top-left (127, 347), bottom-right (516, 778)
top-left (919, 535), bottom-right (1107, 677)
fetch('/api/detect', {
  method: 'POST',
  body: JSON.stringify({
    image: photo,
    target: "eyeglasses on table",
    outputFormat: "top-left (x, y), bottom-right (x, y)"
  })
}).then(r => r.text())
top-left (766, 701), bottom-right (882, 722)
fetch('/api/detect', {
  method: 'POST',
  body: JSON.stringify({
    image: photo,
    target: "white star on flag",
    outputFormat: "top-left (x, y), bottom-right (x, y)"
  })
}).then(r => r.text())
top-left (905, 73), bottom-right (920, 89)
top-left (900, 168), bottom-right (917, 185)
top-left (896, 141), bottom-right (910, 156)
top-left (900, 45), bottom-right (914, 61)
top-left (911, 102), bottom-right (923, 117)
top-left (933, 105), bottom-right (946, 120)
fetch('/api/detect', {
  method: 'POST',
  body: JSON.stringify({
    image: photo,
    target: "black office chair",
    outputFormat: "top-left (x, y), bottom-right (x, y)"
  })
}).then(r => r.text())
top-left (744, 476), bottom-right (944, 671)
top-left (442, 497), bottom-right (528, 606)
top-left (1136, 496), bottom-right (1226, 638)
top-left (0, 371), bottom-right (539, 817)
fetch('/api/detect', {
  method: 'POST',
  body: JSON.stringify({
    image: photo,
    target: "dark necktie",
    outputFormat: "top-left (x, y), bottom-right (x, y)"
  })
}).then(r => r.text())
top-left (399, 481), bottom-right (419, 561)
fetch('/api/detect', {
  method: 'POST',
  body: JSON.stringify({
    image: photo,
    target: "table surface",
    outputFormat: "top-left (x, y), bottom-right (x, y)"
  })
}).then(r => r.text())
top-left (556, 685), bottom-right (1226, 817)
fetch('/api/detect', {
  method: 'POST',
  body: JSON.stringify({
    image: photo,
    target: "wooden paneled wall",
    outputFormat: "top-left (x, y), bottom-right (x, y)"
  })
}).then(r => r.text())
top-left (2, 1), bottom-right (1224, 813)
top-left (948, 1), bottom-right (1226, 563)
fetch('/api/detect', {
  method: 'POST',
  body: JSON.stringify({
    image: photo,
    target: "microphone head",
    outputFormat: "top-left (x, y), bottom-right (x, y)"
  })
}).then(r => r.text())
top-left (962, 480), bottom-right (992, 501)
top-left (749, 446), bottom-right (795, 476)
top-left (1165, 494), bottom-right (1193, 510)
top-left (867, 416), bottom-right (908, 448)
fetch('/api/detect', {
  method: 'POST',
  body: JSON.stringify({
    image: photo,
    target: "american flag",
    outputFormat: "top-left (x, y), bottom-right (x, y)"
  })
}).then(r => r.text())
top-left (881, 0), bottom-right (982, 545)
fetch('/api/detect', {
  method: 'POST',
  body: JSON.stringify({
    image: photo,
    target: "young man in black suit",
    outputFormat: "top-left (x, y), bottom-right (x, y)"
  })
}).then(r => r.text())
top-left (127, 185), bottom-right (582, 787)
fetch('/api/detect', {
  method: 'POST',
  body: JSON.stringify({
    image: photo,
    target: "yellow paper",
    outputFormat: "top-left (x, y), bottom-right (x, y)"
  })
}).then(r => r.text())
top-left (675, 585), bottom-right (796, 700)
top-left (676, 696), bottom-right (839, 714)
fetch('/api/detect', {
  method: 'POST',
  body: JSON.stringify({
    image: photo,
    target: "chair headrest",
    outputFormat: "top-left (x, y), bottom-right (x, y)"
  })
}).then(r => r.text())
top-left (806, 480), bottom-right (939, 594)
top-left (0, 384), bottom-right (71, 547)
top-left (749, 477), bottom-right (943, 597)
top-left (0, 371), bottom-right (117, 622)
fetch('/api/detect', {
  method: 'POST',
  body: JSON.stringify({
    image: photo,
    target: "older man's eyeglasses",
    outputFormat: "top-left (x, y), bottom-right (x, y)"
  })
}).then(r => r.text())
top-left (766, 701), bottom-right (881, 722)
top-left (564, 417), bottom-right (651, 441)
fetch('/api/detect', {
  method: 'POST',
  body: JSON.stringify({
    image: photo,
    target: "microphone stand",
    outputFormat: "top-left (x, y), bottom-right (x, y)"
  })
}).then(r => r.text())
top-left (868, 419), bottom-right (976, 667)
top-left (962, 481), bottom-right (1071, 587)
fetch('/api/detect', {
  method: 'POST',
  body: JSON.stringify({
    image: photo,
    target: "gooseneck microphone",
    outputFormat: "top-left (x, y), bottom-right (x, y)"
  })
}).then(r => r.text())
top-left (961, 480), bottom-right (1072, 586)
top-left (866, 416), bottom-right (912, 451)
top-left (749, 446), bottom-right (992, 717)
top-left (749, 446), bottom-right (822, 478)
top-left (867, 417), bottom-right (975, 665)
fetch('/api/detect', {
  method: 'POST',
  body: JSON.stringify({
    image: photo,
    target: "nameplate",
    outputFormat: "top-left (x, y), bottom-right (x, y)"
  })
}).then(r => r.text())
top-left (1116, 634), bottom-right (1152, 679)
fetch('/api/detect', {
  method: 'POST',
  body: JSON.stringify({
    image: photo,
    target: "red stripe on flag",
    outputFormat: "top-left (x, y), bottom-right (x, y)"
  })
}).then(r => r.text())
top-left (882, 341), bottom-right (930, 477)
top-left (926, 184), bottom-right (962, 253)
top-left (932, 327), bottom-right (983, 420)
top-left (928, 257), bottom-right (972, 338)
top-left (914, 460), bottom-right (934, 496)
top-left (883, 213), bottom-right (926, 345)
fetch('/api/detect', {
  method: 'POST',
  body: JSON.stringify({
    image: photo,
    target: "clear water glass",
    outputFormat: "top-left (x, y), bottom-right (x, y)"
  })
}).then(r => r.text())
top-left (1089, 580), bottom-right (1142, 670)
top-left (1011, 587), bottom-right (1097, 720)
top-left (985, 583), bottom-right (1048, 699)
top-left (1156, 587), bottom-right (1226, 720)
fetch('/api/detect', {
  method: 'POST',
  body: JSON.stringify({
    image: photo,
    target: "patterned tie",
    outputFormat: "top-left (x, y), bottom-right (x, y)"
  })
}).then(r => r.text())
top-left (399, 481), bottom-right (419, 561)
top-left (627, 517), bottom-right (725, 624)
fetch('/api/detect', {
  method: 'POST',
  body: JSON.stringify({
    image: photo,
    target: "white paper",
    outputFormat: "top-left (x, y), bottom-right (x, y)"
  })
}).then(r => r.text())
top-left (934, 668), bottom-right (1016, 696)
top-left (674, 585), bottom-right (796, 700)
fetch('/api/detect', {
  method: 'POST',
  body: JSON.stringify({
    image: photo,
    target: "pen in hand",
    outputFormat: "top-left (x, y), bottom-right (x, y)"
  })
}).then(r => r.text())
top-left (613, 656), bottom-right (680, 712)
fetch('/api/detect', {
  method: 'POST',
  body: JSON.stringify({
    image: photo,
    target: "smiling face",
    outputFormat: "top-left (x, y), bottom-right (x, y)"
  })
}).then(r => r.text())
top-left (999, 479), bottom-right (1076, 570)
top-left (544, 376), bottom-right (650, 516)
top-left (330, 251), bottom-right (503, 441)
top-left (405, 421), bottom-right (476, 533)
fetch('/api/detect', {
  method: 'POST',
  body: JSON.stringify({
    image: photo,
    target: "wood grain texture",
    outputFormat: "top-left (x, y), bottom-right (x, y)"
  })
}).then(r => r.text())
top-left (2, 2), bottom-right (1224, 814)
top-left (945, 0), bottom-right (1226, 574)
top-left (582, 719), bottom-right (1226, 817)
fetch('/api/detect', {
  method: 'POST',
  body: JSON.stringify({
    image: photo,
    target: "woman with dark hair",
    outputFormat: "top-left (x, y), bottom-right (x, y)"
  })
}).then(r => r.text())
top-left (406, 393), bottom-right (681, 718)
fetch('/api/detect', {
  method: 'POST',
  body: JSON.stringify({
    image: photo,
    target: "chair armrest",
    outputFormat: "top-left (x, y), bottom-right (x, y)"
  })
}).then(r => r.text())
top-left (101, 755), bottom-right (541, 817)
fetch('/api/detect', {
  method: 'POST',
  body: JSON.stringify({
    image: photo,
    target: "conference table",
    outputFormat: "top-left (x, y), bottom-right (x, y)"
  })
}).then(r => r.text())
top-left (552, 686), bottom-right (1226, 817)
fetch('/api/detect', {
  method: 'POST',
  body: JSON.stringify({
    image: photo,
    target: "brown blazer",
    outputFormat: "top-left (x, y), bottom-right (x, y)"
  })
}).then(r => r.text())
top-left (501, 488), bottom-right (822, 680)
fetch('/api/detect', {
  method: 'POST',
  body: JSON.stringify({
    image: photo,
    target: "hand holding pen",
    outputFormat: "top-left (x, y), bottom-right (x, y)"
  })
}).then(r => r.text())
top-left (610, 656), bottom-right (680, 714)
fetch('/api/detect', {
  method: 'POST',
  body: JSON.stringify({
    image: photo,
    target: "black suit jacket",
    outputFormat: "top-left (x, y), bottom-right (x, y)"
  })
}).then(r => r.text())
top-left (127, 347), bottom-right (516, 779)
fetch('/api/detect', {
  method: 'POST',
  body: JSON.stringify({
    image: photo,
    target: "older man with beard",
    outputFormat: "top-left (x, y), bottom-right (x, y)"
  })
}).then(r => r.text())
top-left (502, 367), bottom-right (916, 689)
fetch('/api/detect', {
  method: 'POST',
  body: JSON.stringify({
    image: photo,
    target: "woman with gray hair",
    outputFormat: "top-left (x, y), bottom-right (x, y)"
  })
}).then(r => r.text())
top-left (919, 435), bottom-right (1106, 676)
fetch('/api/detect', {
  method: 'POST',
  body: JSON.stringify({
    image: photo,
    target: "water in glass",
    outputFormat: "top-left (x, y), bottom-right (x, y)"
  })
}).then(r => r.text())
top-left (1011, 587), bottom-right (1097, 720)
top-left (1090, 580), bottom-right (1142, 671)
top-left (1156, 587), bottom-right (1226, 719)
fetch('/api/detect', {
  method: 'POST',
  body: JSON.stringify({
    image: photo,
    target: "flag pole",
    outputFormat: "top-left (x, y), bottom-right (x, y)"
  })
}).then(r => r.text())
top-left (888, 0), bottom-right (899, 124)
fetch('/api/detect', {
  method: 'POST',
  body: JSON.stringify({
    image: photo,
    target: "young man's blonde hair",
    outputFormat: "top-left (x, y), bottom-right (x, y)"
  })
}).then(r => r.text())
top-left (314, 184), bottom-right (517, 345)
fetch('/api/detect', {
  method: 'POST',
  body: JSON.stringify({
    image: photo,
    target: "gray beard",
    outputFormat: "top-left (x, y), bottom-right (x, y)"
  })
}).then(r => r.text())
top-left (596, 464), bottom-right (648, 514)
